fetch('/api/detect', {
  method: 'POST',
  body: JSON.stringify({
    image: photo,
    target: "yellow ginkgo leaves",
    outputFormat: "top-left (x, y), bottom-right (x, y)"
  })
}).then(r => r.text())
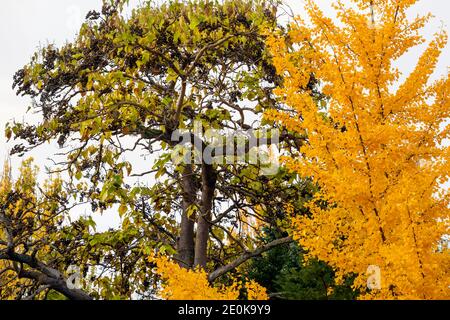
top-left (266, 0), bottom-right (450, 299)
top-left (150, 255), bottom-right (268, 300)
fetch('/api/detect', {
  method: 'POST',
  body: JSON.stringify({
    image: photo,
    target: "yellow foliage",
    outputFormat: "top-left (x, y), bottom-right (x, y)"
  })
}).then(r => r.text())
top-left (150, 255), bottom-right (268, 300)
top-left (266, 0), bottom-right (450, 299)
top-left (0, 158), bottom-right (65, 299)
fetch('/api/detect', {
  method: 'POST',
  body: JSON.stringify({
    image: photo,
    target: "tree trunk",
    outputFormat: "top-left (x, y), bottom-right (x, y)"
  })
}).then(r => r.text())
top-left (194, 163), bottom-right (217, 268)
top-left (176, 164), bottom-right (196, 268)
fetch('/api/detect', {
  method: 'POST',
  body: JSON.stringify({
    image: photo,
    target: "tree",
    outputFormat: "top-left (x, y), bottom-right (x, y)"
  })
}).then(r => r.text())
top-left (0, 159), bottom-right (157, 300)
top-left (266, 0), bottom-right (450, 299)
top-left (0, 159), bottom-right (92, 300)
top-left (6, 0), bottom-right (311, 299)
top-left (245, 227), bottom-right (357, 300)
top-left (273, 258), bottom-right (357, 300)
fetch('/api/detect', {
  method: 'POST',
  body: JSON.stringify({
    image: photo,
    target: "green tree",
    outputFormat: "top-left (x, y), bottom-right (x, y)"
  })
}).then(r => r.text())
top-left (5, 0), bottom-right (313, 299)
top-left (246, 227), bottom-right (358, 300)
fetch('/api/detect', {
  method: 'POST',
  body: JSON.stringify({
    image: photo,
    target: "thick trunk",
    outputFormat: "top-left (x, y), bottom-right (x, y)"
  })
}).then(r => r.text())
top-left (194, 163), bottom-right (217, 268)
top-left (176, 164), bottom-right (196, 268)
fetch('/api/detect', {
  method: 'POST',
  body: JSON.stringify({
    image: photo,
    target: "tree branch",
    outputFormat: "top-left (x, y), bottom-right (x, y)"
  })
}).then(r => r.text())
top-left (208, 236), bottom-right (293, 282)
top-left (174, 79), bottom-right (187, 126)
top-left (0, 251), bottom-right (92, 300)
top-left (186, 34), bottom-right (236, 75)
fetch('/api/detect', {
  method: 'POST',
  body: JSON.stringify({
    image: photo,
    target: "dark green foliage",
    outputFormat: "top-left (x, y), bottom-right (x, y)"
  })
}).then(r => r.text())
top-left (274, 259), bottom-right (358, 300)
top-left (246, 228), bottom-right (358, 300)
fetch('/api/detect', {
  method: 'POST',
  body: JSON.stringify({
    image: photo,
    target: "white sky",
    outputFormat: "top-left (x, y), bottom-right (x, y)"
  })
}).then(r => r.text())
top-left (0, 0), bottom-right (448, 230)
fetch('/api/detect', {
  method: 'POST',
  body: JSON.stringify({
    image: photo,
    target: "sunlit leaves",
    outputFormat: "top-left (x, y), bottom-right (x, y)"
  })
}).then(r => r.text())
top-left (150, 254), bottom-right (268, 300)
top-left (268, 0), bottom-right (450, 299)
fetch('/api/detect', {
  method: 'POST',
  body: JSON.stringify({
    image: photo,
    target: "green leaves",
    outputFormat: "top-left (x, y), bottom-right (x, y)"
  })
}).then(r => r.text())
top-left (5, 125), bottom-right (12, 141)
top-left (186, 203), bottom-right (199, 218)
top-left (166, 68), bottom-right (179, 83)
top-left (99, 173), bottom-right (123, 203)
top-left (75, 171), bottom-right (83, 181)
top-left (4, 0), bottom-right (295, 301)
top-left (159, 243), bottom-right (176, 255)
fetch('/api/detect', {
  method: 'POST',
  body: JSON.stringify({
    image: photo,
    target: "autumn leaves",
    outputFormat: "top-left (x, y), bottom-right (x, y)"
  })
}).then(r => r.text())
top-left (267, 0), bottom-right (449, 299)
top-left (2, 0), bottom-right (449, 300)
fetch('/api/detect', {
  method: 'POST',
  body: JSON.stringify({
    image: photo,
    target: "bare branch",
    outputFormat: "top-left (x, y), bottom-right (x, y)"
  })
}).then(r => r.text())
top-left (0, 251), bottom-right (92, 300)
top-left (208, 236), bottom-right (293, 282)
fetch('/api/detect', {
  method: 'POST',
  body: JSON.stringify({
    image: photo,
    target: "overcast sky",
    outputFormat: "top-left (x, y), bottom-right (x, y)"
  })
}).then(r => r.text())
top-left (0, 0), bottom-right (448, 229)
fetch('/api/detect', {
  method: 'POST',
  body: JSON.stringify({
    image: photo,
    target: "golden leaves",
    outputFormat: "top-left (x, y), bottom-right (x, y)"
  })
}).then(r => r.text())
top-left (150, 255), bottom-right (268, 300)
top-left (268, 0), bottom-right (450, 299)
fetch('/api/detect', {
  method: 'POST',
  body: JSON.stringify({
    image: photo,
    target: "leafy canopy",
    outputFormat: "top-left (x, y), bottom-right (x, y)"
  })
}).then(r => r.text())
top-left (266, 0), bottom-right (450, 299)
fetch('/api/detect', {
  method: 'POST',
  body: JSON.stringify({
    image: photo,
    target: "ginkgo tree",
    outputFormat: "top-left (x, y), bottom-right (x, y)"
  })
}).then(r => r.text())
top-left (266, 0), bottom-right (450, 299)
